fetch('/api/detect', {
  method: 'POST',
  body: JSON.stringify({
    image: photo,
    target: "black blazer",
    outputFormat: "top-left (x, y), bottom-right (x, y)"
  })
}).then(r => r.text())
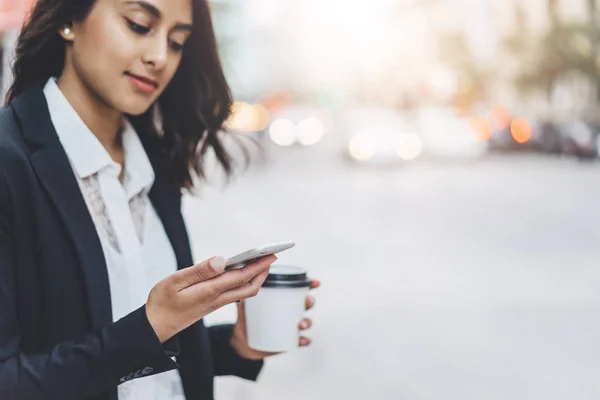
top-left (0, 85), bottom-right (263, 400)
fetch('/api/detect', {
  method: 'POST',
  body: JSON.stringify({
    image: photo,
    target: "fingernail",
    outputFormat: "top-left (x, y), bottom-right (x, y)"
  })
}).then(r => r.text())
top-left (210, 256), bottom-right (226, 272)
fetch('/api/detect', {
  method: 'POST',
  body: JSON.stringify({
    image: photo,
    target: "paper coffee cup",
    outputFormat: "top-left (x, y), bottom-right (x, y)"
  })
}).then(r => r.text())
top-left (244, 265), bottom-right (312, 353)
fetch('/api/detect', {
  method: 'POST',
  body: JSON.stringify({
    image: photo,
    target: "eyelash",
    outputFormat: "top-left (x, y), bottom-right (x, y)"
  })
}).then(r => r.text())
top-left (126, 19), bottom-right (150, 34)
top-left (125, 19), bottom-right (184, 52)
top-left (169, 41), bottom-right (184, 52)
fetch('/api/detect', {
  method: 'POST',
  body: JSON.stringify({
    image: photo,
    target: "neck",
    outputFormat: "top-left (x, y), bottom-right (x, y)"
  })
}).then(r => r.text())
top-left (56, 66), bottom-right (123, 153)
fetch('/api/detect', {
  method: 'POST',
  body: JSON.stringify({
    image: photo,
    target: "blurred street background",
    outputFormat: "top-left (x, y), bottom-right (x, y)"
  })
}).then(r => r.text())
top-left (4, 0), bottom-right (600, 399)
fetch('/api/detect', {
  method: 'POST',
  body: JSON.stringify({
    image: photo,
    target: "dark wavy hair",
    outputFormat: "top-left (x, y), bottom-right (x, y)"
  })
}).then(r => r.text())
top-left (6, 0), bottom-right (238, 190)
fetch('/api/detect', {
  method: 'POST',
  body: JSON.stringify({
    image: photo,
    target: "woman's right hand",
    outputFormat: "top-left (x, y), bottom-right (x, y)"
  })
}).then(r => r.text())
top-left (146, 254), bottom-right (276, 343)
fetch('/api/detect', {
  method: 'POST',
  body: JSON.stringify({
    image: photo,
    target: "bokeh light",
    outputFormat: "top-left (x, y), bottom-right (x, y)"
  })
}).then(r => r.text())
top-left (269, 118), bottom-right (297, 146)
top-left (396, 133), bottom-right (422, 160)
top-left (470, 117), bottom-right (493, 142)
top-left (349, 134), bottom-right (377, 161)
top-left (253, 104), bottom-right (271, 131)
top-left (490, 105), bottom-right (511, 131)
top-left (297, 118), bottom-right (325, 146)
top-left (510, 118), bottom-right (532, 144)
top-left (226, 102), bottom-right (257, 132)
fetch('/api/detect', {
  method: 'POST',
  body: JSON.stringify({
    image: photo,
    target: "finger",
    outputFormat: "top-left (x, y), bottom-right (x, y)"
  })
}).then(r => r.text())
top-left (305, 296), bottom-right (315, 310)
top-left (246, 254), bottom-right (278, 268)
top-left (225, 253), bottom-right (277, 272)
top-left (299, 336), bottom-right (312, 347)
top-left (211, 255), bottom-right (276, 293)
top-left (310, 279), bottom-right (321, 289)
top-left (221, 268), bottom-right (269, 304)
top-left (181, 256), bottom-right (274, 301)
top-left (298, 318), bottom-right (312, 330)
top-left (217, 267), bottom-right (270, 306)
top-left (172, 256), bottom-right (226, 291)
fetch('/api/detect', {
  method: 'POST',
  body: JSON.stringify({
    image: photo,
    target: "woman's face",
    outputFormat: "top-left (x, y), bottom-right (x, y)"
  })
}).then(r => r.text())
top-left (64, 0), bottom-right (193, 115)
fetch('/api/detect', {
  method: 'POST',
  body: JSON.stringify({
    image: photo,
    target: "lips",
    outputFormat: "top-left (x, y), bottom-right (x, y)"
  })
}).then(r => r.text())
top-left (125, 72), bottom-right (159, 94)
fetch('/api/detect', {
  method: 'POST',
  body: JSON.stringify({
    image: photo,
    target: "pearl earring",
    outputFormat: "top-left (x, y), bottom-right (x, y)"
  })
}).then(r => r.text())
top-left (63, 28), bottom-right (71, 35)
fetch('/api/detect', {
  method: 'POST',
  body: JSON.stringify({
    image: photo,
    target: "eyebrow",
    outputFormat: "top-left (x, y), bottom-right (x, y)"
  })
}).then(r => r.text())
top-left (124, 1), bottom-right (193, 31)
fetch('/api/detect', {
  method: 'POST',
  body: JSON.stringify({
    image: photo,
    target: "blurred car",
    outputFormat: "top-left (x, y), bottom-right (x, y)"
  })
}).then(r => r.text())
top-left (536, 121), bottom-right (562, 154)
top-left (488, 114), bottom-right (538, 152)
top-left (267, 105), bottom-right (332, 148)
top-left (416, 107), bottom-right (489, 159)
top-left (336, 108), bottom-right (423, 165)
top-left (557, 120), bottom-right (600, 160)
top-left (487, 114), bottom-right (565, 155)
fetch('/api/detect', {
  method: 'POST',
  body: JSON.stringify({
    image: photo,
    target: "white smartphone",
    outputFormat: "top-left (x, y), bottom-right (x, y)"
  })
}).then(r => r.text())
top-left (224, 241), bottom-right (295, 271)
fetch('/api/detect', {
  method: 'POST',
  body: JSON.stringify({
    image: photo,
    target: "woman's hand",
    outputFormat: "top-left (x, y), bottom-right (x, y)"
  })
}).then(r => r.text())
top-left (146, 255), bottom-right (277, 343)
top-left (230, 279), bottom-right (321, 360)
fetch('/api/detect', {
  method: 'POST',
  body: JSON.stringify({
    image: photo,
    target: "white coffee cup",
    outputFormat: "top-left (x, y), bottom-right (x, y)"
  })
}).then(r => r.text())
top-left (244, 265), bottom-right (312, 353)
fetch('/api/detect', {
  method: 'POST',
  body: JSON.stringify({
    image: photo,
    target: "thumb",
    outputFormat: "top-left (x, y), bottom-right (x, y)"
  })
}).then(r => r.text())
top-left (173, 256), bottom-right (227, 291)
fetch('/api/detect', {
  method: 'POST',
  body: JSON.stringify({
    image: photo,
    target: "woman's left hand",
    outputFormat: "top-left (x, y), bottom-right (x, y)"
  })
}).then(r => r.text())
top-left (230, 279), bottom-right (321, 360)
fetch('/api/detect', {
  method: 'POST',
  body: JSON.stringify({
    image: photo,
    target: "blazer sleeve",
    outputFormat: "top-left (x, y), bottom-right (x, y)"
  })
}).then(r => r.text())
top-left (0, 172), bottom-right (179, 400)
top-left (208, 324), bottom-right (264, 381)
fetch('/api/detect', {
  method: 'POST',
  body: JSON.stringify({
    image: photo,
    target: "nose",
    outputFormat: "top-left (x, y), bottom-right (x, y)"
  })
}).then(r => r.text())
top-left (141, 35), bottom-right (169, 71)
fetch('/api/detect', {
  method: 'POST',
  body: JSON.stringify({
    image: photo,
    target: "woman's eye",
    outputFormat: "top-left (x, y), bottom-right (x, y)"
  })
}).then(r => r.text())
top-left (126, 19), bottom-right (151, 34)
top-left (169, 40), bottom-right (184, 52)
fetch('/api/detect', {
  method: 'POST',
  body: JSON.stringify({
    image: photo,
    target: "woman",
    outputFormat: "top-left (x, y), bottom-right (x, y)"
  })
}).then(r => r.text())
top-left (0, 0), bottom-right (319, 399)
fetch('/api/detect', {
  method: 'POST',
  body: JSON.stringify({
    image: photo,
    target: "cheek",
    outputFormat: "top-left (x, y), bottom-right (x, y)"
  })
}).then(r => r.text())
top-left (164, 60), bottom-right (181, 84)
top-left (73, 17), bottom-right (138, 80)
top-left (153, 57), bottom-right (182, 98)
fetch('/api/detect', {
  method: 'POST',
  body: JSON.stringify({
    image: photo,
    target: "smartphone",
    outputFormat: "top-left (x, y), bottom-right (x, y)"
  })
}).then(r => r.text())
top-left (224, 241), bottom-right (295, 271)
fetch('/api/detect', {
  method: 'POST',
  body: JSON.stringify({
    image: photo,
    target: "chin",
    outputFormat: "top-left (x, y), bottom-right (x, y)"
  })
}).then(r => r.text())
top-left (116, 98), bottom-right (154, 116)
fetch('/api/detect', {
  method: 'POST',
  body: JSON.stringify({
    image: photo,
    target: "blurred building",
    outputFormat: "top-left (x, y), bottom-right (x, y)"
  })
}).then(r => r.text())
top-left (2, 0), bottom-right (596, 115)
top-left (422, 0), bottom-right (598, 116)
top-left (211, 0), bottom-right (442, 106)
top-left (210, 0), bottom-right (290, 99)
top-left (1, 0), bottom-right (35, 103)
top-left (210, 0), bottom-right (598, 112)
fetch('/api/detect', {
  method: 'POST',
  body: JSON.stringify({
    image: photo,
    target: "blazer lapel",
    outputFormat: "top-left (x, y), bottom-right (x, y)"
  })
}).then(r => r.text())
top-left (10, 85), bottom-right (113, 330)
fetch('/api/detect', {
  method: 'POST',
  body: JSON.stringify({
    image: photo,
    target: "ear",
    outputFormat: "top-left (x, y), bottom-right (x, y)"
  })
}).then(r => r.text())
top-left (59, 25), bottom-right (75, 41)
